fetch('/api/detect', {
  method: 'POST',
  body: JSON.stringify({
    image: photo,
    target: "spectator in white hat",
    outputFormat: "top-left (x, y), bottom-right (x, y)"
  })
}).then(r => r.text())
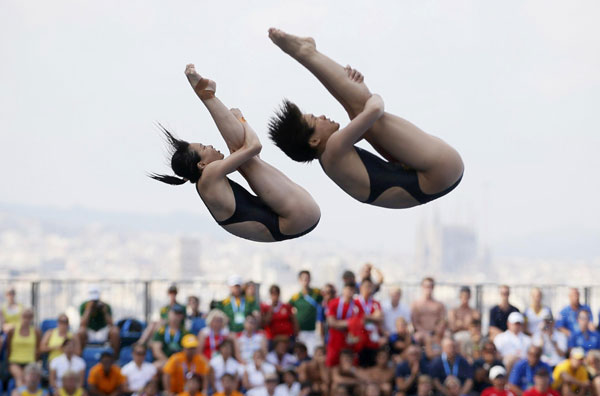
top-left (494, 312), bottom-right (532, 373)
top-left (217, 275), bottom-right (259, 333)
top-left (77, 286), bottom-right (120, 354)
top-left (551, 347), bottom-right (590, 396)
top-left (481, 366), bottom-right (514, 396)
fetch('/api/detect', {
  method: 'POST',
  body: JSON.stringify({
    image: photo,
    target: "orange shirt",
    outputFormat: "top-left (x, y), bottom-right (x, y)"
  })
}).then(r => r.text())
top-left (213, 392), bottom-right (244, 396)
top-left (177, 392), bottom-right (206, 396)
top-left (87, 364), bottom-right (125, 394)
top-left (163, 352), bottom-right (209, 393)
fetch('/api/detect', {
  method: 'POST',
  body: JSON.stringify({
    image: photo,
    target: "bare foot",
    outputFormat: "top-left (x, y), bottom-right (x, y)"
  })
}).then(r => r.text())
top-left (268, 27), bottom-right (316, 59)
top-left (184, 64), bottom-right (216, 99)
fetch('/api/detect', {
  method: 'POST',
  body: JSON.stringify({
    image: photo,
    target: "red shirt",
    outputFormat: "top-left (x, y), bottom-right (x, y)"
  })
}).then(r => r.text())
top-left (523, 388), bottom-right (560, 396)
top-left (481, 388), bottom-right (516, 396)
top-left (354, 296), bottom-right (381, 316)
top-left (260, 302), bottom-right (295, 339)
top-left (353, 296), bottom-right (382, 350)
top-left (325, 297), bottom-right (363, 366)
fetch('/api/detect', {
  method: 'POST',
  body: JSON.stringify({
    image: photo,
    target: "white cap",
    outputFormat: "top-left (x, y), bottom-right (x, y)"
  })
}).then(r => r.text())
top-left (570, 347), bottom-right (585, 359)
top-left (88, 286), bottom-right (100, 301)
top-left (508, 312), bottom-right (524, 324)
top-left (541, 310), bottom-right (553, 321)
top-left (227, 275), bottom-right (243, 287)
top-left (489, 365), bottom-right (507, 380)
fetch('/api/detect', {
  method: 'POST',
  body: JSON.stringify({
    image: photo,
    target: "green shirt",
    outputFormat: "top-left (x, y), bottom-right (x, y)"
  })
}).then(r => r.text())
top-left (152, 325), bottom-right (187, 357)
top-left (218, 296), bottom-right (259, 333)
top-left (289, 288), bottom-right (322, 331)
top-left (79, 301), bottom-right (112, 331)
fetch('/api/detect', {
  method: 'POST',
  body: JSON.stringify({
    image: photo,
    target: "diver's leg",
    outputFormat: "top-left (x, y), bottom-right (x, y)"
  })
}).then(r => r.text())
top-left (269, 29), bottom-right (464, 192)
top-left (185, 64), bottom-right (244, 152)
top-left (269, 28), bottom-right (371, 119)
top-left (240, 156), bottom-right (321, 233)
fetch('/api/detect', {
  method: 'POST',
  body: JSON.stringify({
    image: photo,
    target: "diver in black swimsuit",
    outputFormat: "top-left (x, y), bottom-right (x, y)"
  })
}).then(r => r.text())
top-left (268, 28), bottom-right (464, 209)
top-left (150, 64), bottom-right (320, 242)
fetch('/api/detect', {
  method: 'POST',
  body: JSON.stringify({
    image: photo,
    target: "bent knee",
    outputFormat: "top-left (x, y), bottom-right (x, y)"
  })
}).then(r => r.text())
top-left (283, 196), bottom-right (321, 230)
top-left (425, 145), bottom-right (464, 187)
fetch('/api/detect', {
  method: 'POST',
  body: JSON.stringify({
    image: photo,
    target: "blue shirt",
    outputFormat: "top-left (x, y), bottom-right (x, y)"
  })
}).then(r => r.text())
top-left (568, 329), bottom-right (600, 352)
top-left (555, 304), bottom-right (593, 333)
top-left (508, 359), bottom-right (552, 390)
top-left (429, 354), bottom-right (472, 384)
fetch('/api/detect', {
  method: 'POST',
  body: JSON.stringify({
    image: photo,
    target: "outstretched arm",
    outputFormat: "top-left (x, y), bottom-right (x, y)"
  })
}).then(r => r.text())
top-left (327, 94), bottom-right (384, 152)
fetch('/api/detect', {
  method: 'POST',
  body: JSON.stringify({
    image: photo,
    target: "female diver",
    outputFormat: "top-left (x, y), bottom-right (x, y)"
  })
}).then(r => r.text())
top-left (151, 64), bottom-right (321, 242)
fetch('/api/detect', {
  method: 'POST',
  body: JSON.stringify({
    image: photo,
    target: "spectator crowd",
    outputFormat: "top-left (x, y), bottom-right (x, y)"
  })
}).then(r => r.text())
top-left (1, 265), bottom-right (600, 396)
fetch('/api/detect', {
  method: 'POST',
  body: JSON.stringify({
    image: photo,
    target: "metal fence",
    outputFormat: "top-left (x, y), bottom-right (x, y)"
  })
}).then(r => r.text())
top-left (1, 279), bottom-right (599, 331)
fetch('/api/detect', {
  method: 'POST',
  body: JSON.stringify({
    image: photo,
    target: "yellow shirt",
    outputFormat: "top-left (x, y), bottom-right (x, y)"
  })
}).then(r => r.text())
top-left (58, 389), bottom-right (83, 396)
top-left (48, 329), bottom-right (72, 362)
top-left (2, 303), bottom-right (24, 326)
top-left (552, 359), bottom-right (589, 392)
top-left (9, 323), bottom-right (36, 364)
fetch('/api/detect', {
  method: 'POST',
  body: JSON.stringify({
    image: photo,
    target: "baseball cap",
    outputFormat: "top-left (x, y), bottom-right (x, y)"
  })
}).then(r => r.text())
top-left (508, 312), bottom-right (524, 324)
top-left (170, 304), bottom-right (185, 314)
top-left (542, 311), bottom-right (553, 321)
top-left (489, 366), bottom-right (507, 380)
top-left (167, 284), bottom-right (178, 294)
top-left (181, 334), bottom-right (199, 349)
top-left (88, 286), bottom-right (100, 301)
top-left (571, 347), bottom-right (585, 360)
top-left (227, 274), bottom-right (243, 287)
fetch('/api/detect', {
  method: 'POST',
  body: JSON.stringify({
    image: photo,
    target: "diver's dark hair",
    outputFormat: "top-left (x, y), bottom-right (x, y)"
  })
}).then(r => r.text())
top-left (268, 100), bottom-right (317, 162)
top-left (149, 124), bottom-right (202, 185)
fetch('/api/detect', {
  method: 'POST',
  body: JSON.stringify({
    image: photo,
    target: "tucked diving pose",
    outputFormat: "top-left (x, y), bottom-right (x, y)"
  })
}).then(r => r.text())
top-left (268, 28), bottom-right (464, 208)
top-left (150, 64), bottom-right (320, 242)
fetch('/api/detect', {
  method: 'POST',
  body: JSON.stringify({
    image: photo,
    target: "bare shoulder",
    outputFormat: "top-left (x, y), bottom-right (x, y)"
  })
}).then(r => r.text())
top-left (323, 128), bottom-right (350, 156)
top-left (196, 162), bottom-right (223, 191)
top-left (320, 133), bottom-right (357, 168)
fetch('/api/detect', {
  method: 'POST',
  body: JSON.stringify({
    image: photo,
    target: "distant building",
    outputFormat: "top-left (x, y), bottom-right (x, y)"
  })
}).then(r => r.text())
top-left (178, 237), bottom-right (201, 278)
top-left (415, 210), bottom-right (487, 275)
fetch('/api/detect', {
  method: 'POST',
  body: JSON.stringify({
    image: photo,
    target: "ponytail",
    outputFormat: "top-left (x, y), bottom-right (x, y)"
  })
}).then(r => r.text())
top-left (150, 125), bottom-right (203, 184)
top-left (148, 173), bottom-right (189, 186)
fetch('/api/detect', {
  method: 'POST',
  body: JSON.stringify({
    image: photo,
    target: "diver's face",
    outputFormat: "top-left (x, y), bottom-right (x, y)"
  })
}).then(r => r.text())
top-left (189, 143), bottom-right (224, 163)
top-left (303, 113), bottom-right (340, 143)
